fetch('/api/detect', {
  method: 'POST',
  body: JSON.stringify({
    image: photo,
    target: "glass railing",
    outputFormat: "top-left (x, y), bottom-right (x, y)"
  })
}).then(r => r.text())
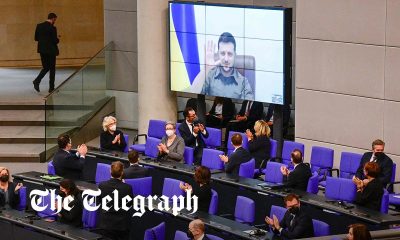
top-left (44, 42), bottom-right (114, 160)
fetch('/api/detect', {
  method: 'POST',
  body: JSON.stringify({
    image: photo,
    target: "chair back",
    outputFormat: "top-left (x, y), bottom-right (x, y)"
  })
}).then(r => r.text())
top-left (123, 134), bottom-right (129, 153)
top-left (162, 178), bottom-right (185, 199)
top-left (239, 158), bottom-right (255, 178)
top-left (201, 149), bottom-right (224, 170)
top-left (37, 192), bottom-right (57, 219)
top-left (144, 137), bottom-right (162, 158)
top-left (264, 161), bottom-right (285, 184)
top-left (312, 219), bottom-right (330, 237)
top-left (282, 140), bottom-right (304, 166)
top-left (148, 120), bottom-right (167, 139)
top-left (234, 196), bottom-right (255, 224)
top-left (269, 205), bottom-right (286, 222)
top-left (209, 189), bottom-right (218, 215)
top-left (184, 146), bottom-right (194, 165)
top-left (203, 127), bottom-right (222, 148)
top-left (310, 146), bottom-right (334, 178)
top-left (174, 230), bottom-right (189, 240)
top-left (307, 172), bottom-right (319, 194)
top-left (125, 177), bottom-right (153, 197)
top-left (95, 163), bottom-right (111, 184)
top-left (270, 139), bottom-right (278, 159)
top-left (82, 202), bottom-right (97, 228)
top-left (227, 131), bottom-right (248, 155)
top-left (144, 222), bottom-right (166, 240)
top-left (48, 160), bottom-right (55, 175)
top-left (17, 186), bottom-right (27, 211)
top-left (339, 152), bottom-right (362, 179)
top-left (325, 177), bottom-right (356, 202)
top-left (381, 189), bottom-right (389, 214)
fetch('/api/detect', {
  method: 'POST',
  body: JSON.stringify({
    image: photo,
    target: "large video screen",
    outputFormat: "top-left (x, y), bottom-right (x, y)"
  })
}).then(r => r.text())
top-left (169, 2), bottom-right (292, 105)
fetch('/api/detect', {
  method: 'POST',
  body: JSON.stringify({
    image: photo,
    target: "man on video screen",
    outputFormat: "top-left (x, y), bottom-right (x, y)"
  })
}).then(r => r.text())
top-left (192, 32), bottom-right (254, 100)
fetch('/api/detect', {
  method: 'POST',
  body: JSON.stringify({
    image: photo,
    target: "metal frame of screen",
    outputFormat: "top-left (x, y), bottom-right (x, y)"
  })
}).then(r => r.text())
top-left (168, 1), bottom-right (292, 105)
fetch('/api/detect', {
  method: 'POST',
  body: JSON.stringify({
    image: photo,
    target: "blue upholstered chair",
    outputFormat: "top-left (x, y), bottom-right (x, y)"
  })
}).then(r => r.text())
top-left (17, 186), bottom-right (27, 211)
top-left (239, 158), bottom-right (255, 178)
top-left (47, 160), bottom-right (55, 175)
top-left (312, 219), bottom-right (330, 237)
top-left (381, 189), bottom-right (389, 214)
top-left (130, 119), bottom-right (166, 152)
top-left (307, 172), bottom-right (320, 194)
top-left (325, 177), bottom-right (356, 202)
top-left (227, 131), bottom-right (248, 156)
top-left (281, 140), bottom-right (304, 166)
top-left (309, 146), bottom-right (334, 181)
top-left (201, 148), bottom-right (224, 170)
top-left (82, 204), bottom-right (97, 229)
top-left (125, 177), bottom-right (152, 197)
top-left (256, 139), bottom-right (277, 176)
top-left (264, 161), bottom-right (285, 184)
top-left (144, 222), bottom-right (165, 240)
top-left (269, 205), bottom-right (286, 222)
top-left (95, 163), bottom-right (111, 184)
top-left (203, 127), bottom-right (222, 149)
top-left (234, 196), bottom-right (255, 224)
top-left (184, 146), bottom-right (194, 165)
top-left (144, 137), bottom-right (162, 158)
top-left (37, 193), bottom-right (57, 219)
top-left (174, 230), bottom-right (188, 240)
top-left (123, 134), bottom-right (129, 153)
top-left (209, 189), bottom-right (219, 215)
top-left (162, 178), bottom-right (184, 199)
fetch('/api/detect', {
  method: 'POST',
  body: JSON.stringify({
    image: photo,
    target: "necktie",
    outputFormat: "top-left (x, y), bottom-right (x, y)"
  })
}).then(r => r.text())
top-left (246, 102), bottom-right (252, 116)
top-left (289, 214), bottom-right (295, 227)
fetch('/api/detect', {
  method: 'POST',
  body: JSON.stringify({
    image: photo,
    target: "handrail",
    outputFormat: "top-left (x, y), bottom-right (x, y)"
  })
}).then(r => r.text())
top-left (44, 41), bottom-right (114, 100)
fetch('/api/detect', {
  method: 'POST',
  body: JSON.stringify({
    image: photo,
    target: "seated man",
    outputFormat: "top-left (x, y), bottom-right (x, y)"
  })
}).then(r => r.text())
top-left (355, 139), bottom-right (393, 187)
top-left (219, 133), bottom-right (252, 176)
top-left (265, 194), bottom-right (314, 239)
top-left (187, 219), bottom-right (211, 240)
top-left (280, 149), bottom-right (312, 191)
top-left (123, 150), bottom-right (149, 179)
top-left (178, 107), bottom-right (209, 165)
top-left (98, 161), bottom-right (133, 240)
top-left (53, 135), bottom-right (87, 180)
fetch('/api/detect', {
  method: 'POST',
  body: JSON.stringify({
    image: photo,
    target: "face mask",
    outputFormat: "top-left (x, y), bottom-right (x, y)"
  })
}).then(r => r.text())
top-left (186, 230), bottom-right (194, 239)
top-left (109, 125), bottom-right (116, 131)
top-left (288, 206), bottom-right (299, 215)
top-left (166, 130), bottom-right (174, 137)
top-left (0, 175), bottom-right (9, 182)
top-left (374, 152), bottom-right (383, 159)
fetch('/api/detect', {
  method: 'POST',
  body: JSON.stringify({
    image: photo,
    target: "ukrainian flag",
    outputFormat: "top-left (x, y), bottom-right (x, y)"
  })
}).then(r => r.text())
top-left (170, 3), bottom-right (200, 91)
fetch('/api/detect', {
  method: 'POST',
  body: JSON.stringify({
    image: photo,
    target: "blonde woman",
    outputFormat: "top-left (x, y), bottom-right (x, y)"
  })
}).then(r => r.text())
top-left (0, 167), bottom-right (23, 209)
top-left (100, 116), bottom-right (127, 152)
top-left (245, 120), bottom-right (271, 168)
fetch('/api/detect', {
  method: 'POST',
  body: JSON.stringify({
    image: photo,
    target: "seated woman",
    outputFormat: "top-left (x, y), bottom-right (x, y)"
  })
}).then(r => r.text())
top-left (245, 120), bottom-right (271, 169)
top-left (57, 179), bottom-right (83, 227)
top-left (206, 97), bottom-right (235, 128)
top-left (100, 116), bottom-right (127, 152)
top-left (180, 166), bottom-right (212, 212)
top-left (353, 162), bottom-right (383, 211)
top-left (0, 167), bottom-right (23, 209)
top-left (157, 122), bottom-right (185, 162)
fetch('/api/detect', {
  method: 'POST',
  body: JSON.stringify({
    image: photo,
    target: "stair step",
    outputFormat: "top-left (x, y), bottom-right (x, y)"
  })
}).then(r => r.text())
top-left (0, 126), bottom-right (77, 143)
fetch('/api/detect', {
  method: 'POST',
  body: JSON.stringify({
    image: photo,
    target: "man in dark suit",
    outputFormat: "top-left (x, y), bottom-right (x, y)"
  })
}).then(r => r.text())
top-left (33, 12), bottom-right (59, 93)
top-left (123, 150), bottom-right (149, 179)
top-left (225, 100), bottom-right (263, 144)
top-left (187, 219), bottom-right (211, 240)
top-left (220, 133), bottom-right (252, 176)
top-left (280, 149), bottom-right (312, 191)
top-left (266, 194), bottom-right (314, 239)
top-left (355, 139), bottom-right (393, 187)
top-left (53, 135), bottom-right (87, 180)
top-left (179, 107), bottom-right (209, 165)
top-left (98, 161), bottom-right (133, 240)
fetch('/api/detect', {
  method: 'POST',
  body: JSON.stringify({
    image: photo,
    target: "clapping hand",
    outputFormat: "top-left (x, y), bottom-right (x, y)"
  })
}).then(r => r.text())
top-left (219, 154), bottom-right (228, 163)
top-left (280, 166), bottom-right (289, 176)
top-left (179, 182), bottom-right (192, 192)
top-left (77, 144), bottom-right (88, 156)
top-left (245, 129), bottom-right (253, 140)
top-left (159, 143), bottom-right (168, 153)
top-left (198, 123), bottom-right (205, 132)
top-left (15, 182), bottom-right (23, 192)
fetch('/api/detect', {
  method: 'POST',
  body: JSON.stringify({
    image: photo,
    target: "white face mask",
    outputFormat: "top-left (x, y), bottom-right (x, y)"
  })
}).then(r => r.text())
top-left (109, 125), bottom-right (116, 131)
top-left (166, 130), bottom-right (174, 137)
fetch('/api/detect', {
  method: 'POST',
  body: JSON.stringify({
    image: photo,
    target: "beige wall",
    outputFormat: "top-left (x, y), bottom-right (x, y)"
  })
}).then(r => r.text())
top-left (296, 0), bottom-right (400, 180)
top-left (0, 0), bottom-right (104, 67)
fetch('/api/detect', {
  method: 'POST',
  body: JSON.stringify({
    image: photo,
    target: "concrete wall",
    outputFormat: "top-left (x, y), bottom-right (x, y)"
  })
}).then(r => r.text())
top-left (296, 0), bottom-right (400, 181)
top-left (0, 0), bottom-right (103, 67)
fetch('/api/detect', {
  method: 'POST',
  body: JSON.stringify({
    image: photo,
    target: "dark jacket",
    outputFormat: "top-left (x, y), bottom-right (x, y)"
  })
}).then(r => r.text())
top-left (59, 193), bottom-right (83, 227)
top-left (98, 178), bottom-right (133, 231)
top-left (355, 178), bottom-right (384, 211)
top-left (248, 135), bottom-right (270, 168)
top-left (178, 121), bottom-right (209, 148)
top-left (53, 149), bottom-right (85, 180)
top-left (100, 130), bottom-right (127, 152)
top-left (238, 101), bottom-right (264, 123)
top-left (35, 21), bottom-right (59, 55)
top-left (0, 182), bottom-right (21, 209)
top-left (285, 163), bottom-right (312, 191)
top-left (123, 164), bottom-right (149, 179)
top-left (193, 184), bottom-right (212, 212)
top-left (355, 152), bottom-right (393, 187)
top-left (225, 147), bottom-right (252, 176)
top-left (273, 207), bottom-right (314, 239)
top-left (208, 98), bottom-right (235, 121)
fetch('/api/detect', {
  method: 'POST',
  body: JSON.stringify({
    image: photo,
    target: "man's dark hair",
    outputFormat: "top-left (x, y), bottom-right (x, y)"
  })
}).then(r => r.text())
top-left (291, 149), bottom-right (303, 164)
top-left (48, 13), bottom-right (57, 19)
top-left (58, 135), bottom-right (70, 149)
top-left (218, 32), bottom-right (236, 51)
top-left (231, 133), bottom-right (242, 146)
top-left (59, 179), bottom-right (80, 196)
top-left (128, 150), bottom-right (139, 164)
top-left (183, 107), bottom-right (194, 118)
top-left (111, 161), bottom-right (124, 178)
top-left (284, 194), bottom-right (300, 205)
